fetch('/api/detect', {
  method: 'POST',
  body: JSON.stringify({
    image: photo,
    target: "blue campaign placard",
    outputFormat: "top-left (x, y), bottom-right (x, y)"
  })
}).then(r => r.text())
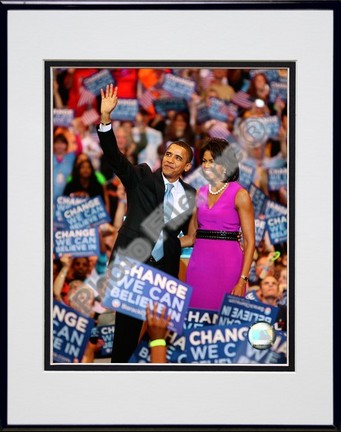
top-left (153, 97), bottom-right (188, 115)
top-left (162, 74), bottom-right (196, 100)
top-left (110, 99), bottom-right (139, 121)
top-left (264, 199), bottom-right (287, 218)
top-left (218, 294), bottom-right (278, 326)
top-left (128, 338), bottom-right (188, 363)
top-left (260, 116), bottom-right (280, 139)
top-left (97, 324), bottom-right (115, 357)
top-left (62, 196), bottom-right (111, 229)
top-left (167, 307), bottom-right (219, 363)
top-left (102, 255), bottom-right (193, 334)
top-left (266, 215), bottom-right (287, 244)
top-left (129, 307), bottom-right (219, 363)
top-left (53, 109), bottom-right (74, 127)
top-left (54, 227), bottom-right (100, 258)
top-left (234, 331), bottom-right (287, 364)
top-left (248, 262), bottom-right (258, 284)
top-left (268, 167), bottom-right (287, 191)
top-left (54, 196), bottom-right (88, 228)
top-left (83, 69), bottom-right (115, 96)
top-left (185, 308), bottom-right (219, 329)
top-left (255, 218), bottom-right (267, 247)
top-left (129, 339), bottom-right (151, 363)
top-left (208, 97), bottom-right (229, 122)
top-left (249, 184), bottom-right (267, 217)
top-left (196, 103), bottom-right (211, 124)
top-left (53, 301), bottom-right (94, 363)
top-left (245, 290), bottom-right (258, 301)
top-left (269, 81), bottom-right (288, 103)
top-left (239, 164), bottom-right (256, 190)
top-left (185, 324), bottom-right (250, 364)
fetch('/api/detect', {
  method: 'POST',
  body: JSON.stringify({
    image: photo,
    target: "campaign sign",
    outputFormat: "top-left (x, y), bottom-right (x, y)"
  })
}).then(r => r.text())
top-left (83, 69), bottom-right (115, 96)
top-left (196, 103), bottom-right (211, 124)
top-left (260, 116), bottom-right (280, 139)
top-left (129, 339), bottom-right (188, 363)
top-left (234, 331), bottom-right (287, 364)
top-left (245, 290), bottom-right (258, 301)
top-left (162, 74), bottom-right (196, 100)
top-left (54, 196), bottom-right (88, 228)
top-left (110, 99), bottom-right (139, 121)
top-left (266, 215), bottom-right (287, 244)
top-left (53, 300), bottom-right (94, 363)
top-left (129, 307), bottom-right (219, 363)
top-left (207, 97), bottom-right (229, 122)
top-left (239, 164), bottom-right (255, 190)
top-left (53, 109), bottom-right (74, 127)
top-left (268, 167), bottom-right (287, 191)
top-left (97, 324), bottom-right (115, 357)
top-left (129, 340), bottom-right (151, 363)
top-left (54, 227), bottom-right (100, 258)
top-left (264, 199), bottom-right (287, 218)
top-left (102, 255), bottom-right (193, 334)
top-left (167, 308), bottom-right (219, 363)
top-left (128, 335), bottom-right (187, 363)
top-left (185, 324), bottom-right (250, 364)
top-left (255, 218), bottom-right (267, 247)
top-left (248, 262), bottom-right (258, 284)
top-left (249, 184), bottom-right (267, 217)
top-left (269, 81), bottom-right (288, 103)
top-left (218, 295), bottom-right (278, 326)
top-left (62, 196), bottom-right (111, 230)
top-left (154, 97), bottom-right (188, 115)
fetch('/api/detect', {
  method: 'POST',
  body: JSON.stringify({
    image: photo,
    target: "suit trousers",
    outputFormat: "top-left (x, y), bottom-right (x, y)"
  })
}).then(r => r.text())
top-left (111, 257), bottom-right (166, 363)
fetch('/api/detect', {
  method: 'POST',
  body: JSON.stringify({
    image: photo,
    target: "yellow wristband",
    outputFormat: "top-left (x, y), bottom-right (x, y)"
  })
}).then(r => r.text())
top-left (149, 339), bottom-right (166, 348)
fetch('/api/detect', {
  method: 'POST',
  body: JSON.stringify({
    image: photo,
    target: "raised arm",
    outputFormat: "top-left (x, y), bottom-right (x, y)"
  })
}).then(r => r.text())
top-left (100, 84), bottom-right (118, 124)
top-left (146, 303), bottom-right (171, 364)
top-left (53, 254), bottom-right (72, 301)
top-left (98, 85), bottom-right (139, 188)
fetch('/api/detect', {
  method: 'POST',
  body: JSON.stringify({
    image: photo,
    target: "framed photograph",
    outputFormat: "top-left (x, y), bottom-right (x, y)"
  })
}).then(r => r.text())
top-left (47, 62), bottom-right (293, 371)
top-left (3, 1), bottom-right (340, 430)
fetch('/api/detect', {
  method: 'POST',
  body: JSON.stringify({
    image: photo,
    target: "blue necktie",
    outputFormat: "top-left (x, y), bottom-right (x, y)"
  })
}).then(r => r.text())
top-left (151, 183), bottom-right (174, 261)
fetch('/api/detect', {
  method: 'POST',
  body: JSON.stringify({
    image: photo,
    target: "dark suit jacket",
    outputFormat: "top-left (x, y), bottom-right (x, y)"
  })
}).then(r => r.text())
top-left (97, 127), bottom-right (196, 277)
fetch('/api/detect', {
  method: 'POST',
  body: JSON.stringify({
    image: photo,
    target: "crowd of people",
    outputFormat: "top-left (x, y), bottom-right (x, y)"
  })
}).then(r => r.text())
top-left (52, 67), bottom-right (288, 364)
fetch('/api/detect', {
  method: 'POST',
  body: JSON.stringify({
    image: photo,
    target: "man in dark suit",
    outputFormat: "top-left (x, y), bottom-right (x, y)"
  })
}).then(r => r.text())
top-left (98, 84), bottom-right (196, 362)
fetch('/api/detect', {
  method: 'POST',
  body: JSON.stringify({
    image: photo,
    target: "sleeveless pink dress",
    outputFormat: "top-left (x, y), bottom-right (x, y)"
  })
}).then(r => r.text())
top-left (186, 182), bottom-right (244, 311)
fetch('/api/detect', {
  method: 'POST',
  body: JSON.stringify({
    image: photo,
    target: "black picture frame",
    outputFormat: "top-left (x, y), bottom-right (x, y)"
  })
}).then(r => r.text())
top-left (2, 1), bottom-right (340, 431)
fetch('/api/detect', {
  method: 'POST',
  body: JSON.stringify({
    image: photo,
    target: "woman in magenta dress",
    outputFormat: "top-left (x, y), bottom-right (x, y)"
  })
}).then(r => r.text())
top-left (182, 138), bottom-right (255, 311)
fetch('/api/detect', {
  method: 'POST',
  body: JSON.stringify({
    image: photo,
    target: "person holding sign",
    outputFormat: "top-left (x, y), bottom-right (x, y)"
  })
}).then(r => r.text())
top-left (97, 84), bottom-right (196, 363)
top-left (146, 303), bottom-right (171, 363)
top-left (183, 138), bottom-right (255, 310)
top-left (246, 275), bottom-right (287, 331)
top-left (63, 157), bottom-right (109, 211)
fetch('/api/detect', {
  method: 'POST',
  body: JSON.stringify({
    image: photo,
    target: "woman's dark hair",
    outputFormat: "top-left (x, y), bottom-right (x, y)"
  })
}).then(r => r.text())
top-left (200, 137), bottom-right (239, 182)
top-left (64, 158), bottom-right (104, 199)
top-left (72, 159), bottom-right (96, 182)
top-left (247, 72), bottom-right (269, 99)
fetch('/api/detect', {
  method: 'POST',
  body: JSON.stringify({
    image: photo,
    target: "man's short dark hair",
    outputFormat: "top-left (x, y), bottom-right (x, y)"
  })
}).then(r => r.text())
top-left (168, 140), bottom-right (193, 163)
